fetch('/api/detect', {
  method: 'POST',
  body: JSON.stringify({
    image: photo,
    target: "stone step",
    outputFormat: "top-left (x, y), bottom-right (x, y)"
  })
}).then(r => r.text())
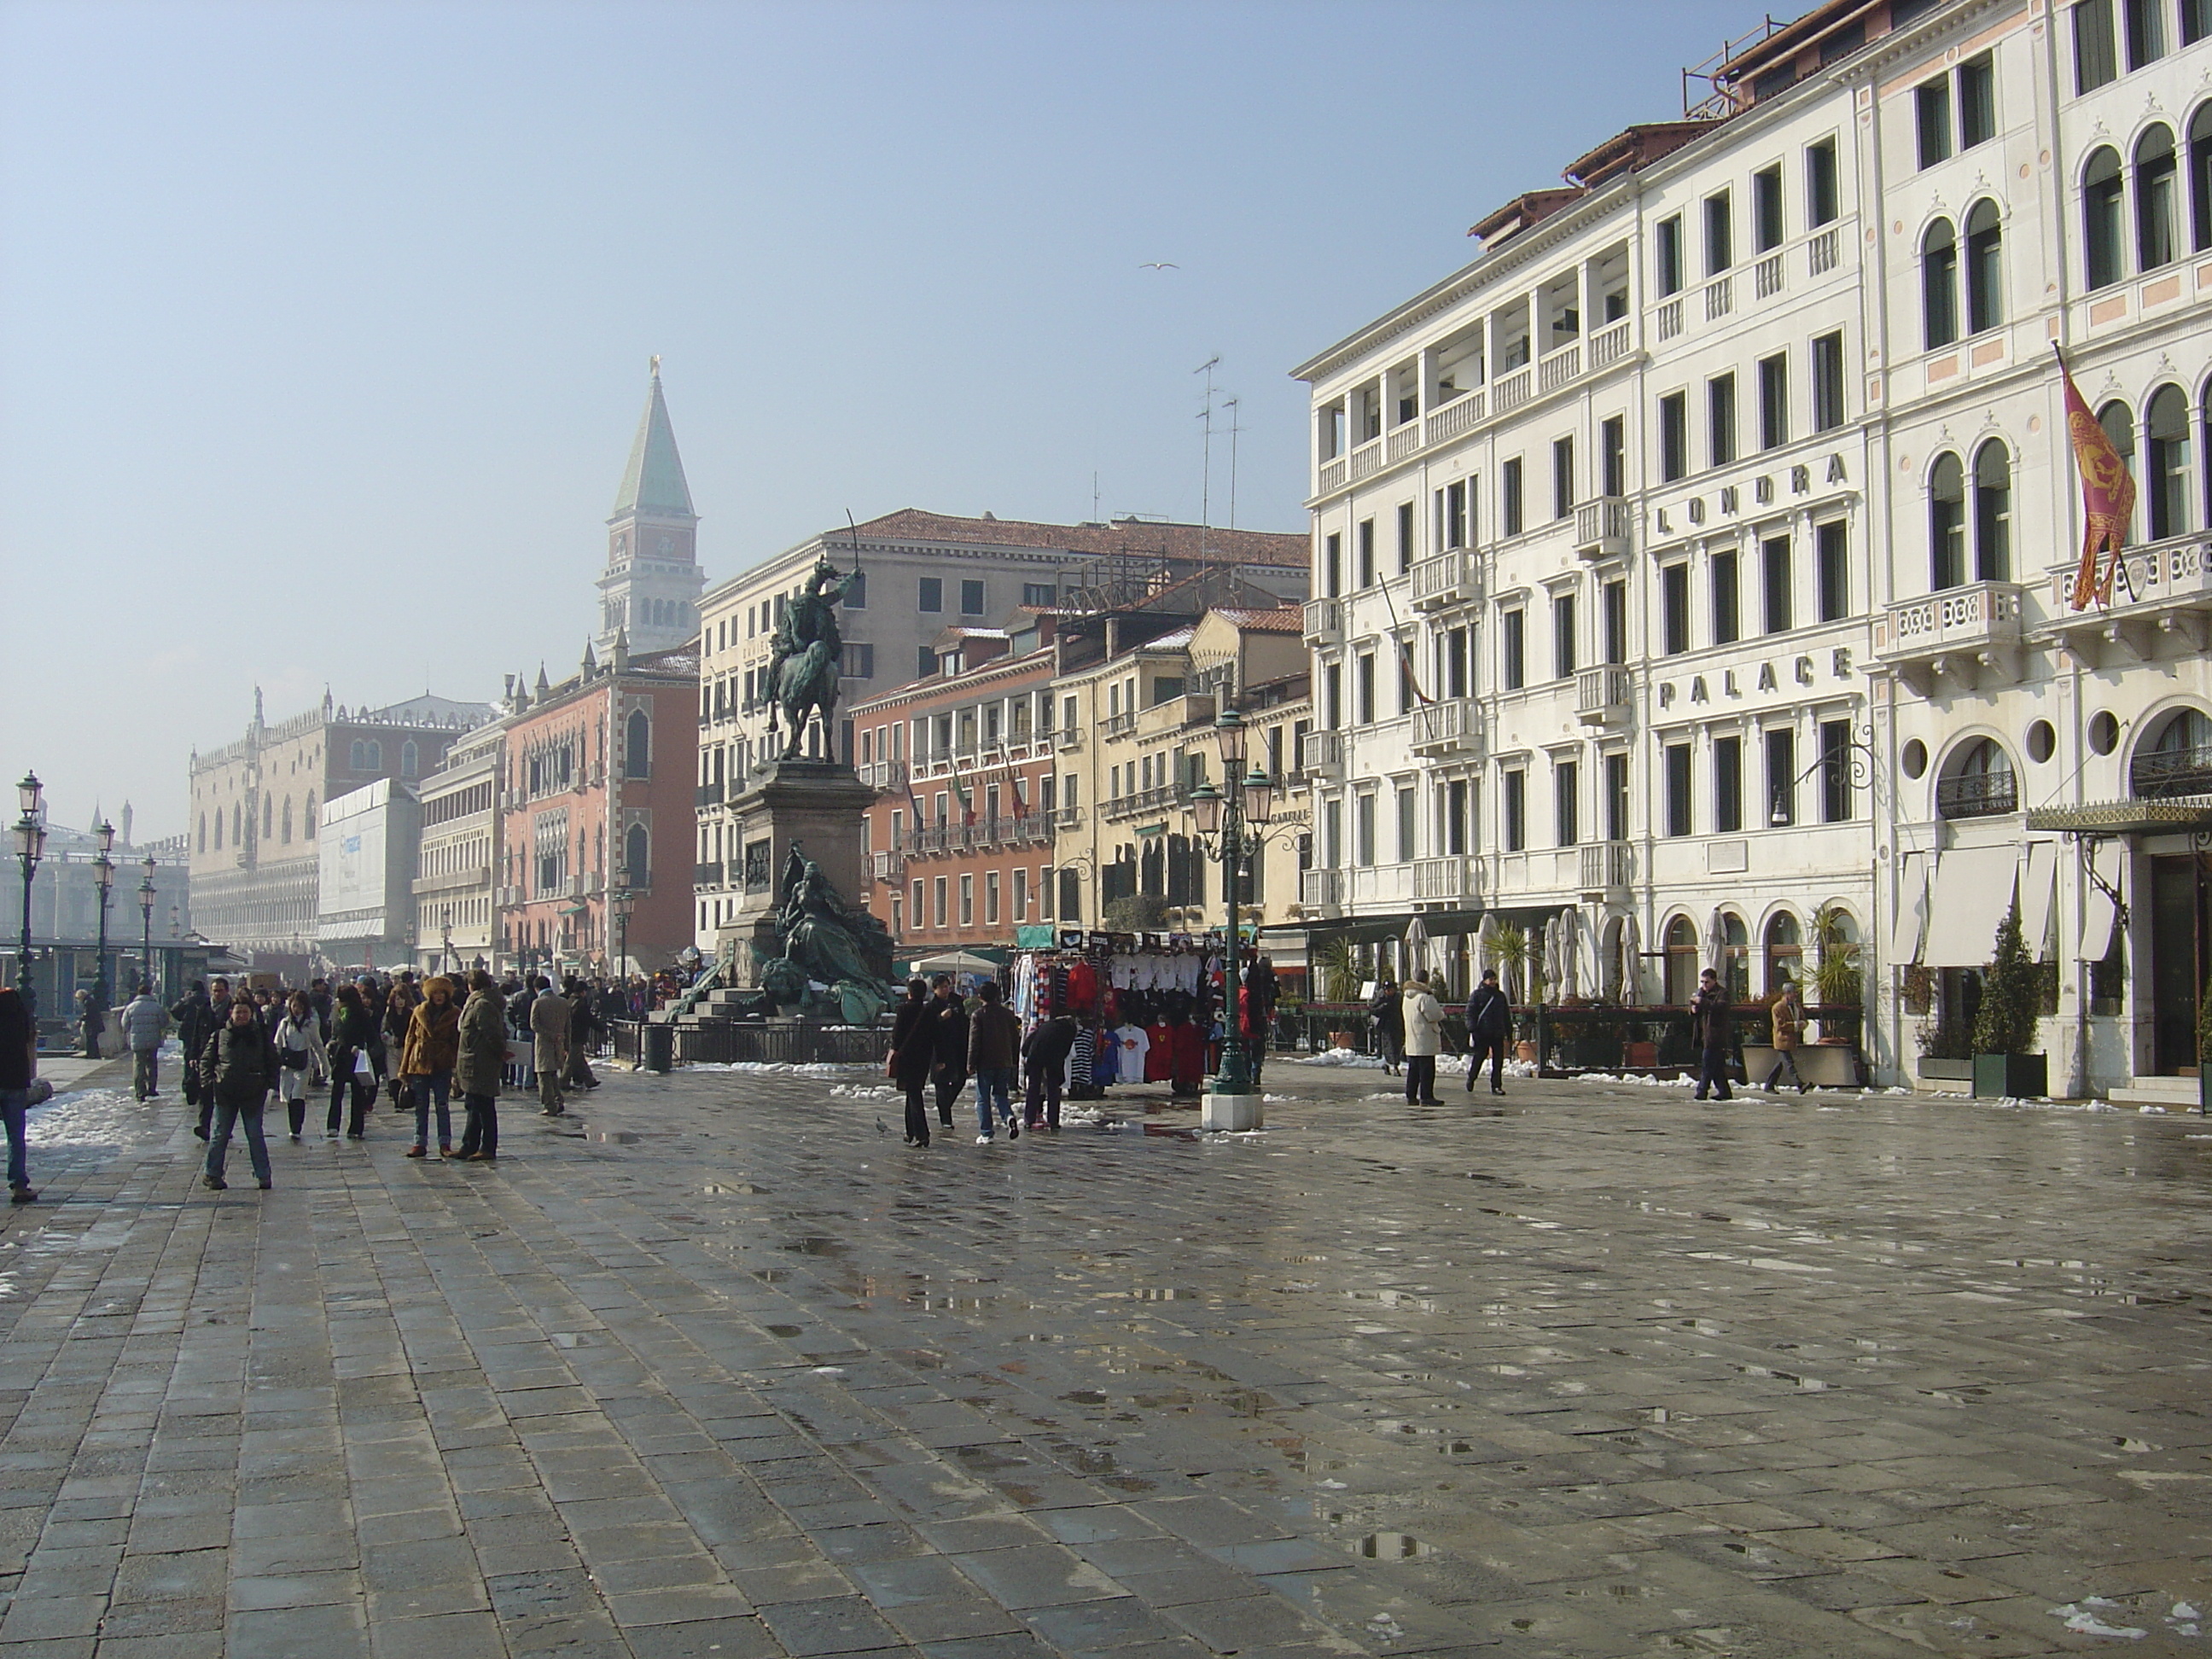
top-left (2107, 1075), bottom-right (2205, 1108)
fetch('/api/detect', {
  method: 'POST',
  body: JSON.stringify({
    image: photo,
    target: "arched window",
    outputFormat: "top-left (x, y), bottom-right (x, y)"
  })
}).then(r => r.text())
top-left (2146, 384), bottom-right (2192, 538)
top-left (231, 803), bottom-right (242, 846)
top-left (626, 709), bottom-right (651, 779)
top-left (1973, 439), bottom-right (2011, 581)
top-left (212, 811), bottom-right (222, 851)
top-left (364, 740), bottom-right (381, 771)
top-left (2136, 124), bottom-right (2179, 271)
top-left (1764, 911), bottom-right (1802, 995)
top-left (261, 795), bottom-right (271, 840)
top-left (304, 793), bottom-right (316, 837)
top-left (625, 823), bottom-right (650, 889)
top-left (197, 813), bottom-right (207, 853)
top-left (1720, 912), bottom-right (1750, 1003)
top-left (1938, 737), bottom-right (2017, 818)
top-left (281, 797), bottom-right (293, 845)
top-left (2098, 400), bottom-right (2140, 538)
top-left (1930, 452), bottom-right (1967, 590)
top-left (1921, 218), bottom-right (1959, 349)
top-left (348, 740), bottom-right (364, 770)
top-left (1965, 200), bottom-right (2002, 332)
top-left (400, 740), bottom-right (418, 779)
top-left (2191, 104), bottom-right (2212, 251)
top-left (1665, 916), bottom-right (1699, 1006)
top-left (2132, 707), bottom-right (2212, 797)
top-left (2085, 146), bottom-right (2126, 288)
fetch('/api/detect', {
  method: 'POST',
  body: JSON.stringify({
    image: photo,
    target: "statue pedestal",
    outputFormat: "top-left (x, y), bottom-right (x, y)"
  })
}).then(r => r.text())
top-left (716, 759), bottom-right (881, 991)
top-left (1201, 1091), bottom-right (1265, 1132)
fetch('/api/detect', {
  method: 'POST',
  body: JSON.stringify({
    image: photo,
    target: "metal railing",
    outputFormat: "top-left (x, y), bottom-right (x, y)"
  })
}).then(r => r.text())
top-left (1936, 771), bottom-right (2019, 819)
top-left (695, 780), bottom-right (724, 807)
top-left (1301, 868), bottom-right (1346, 911)
top-left (613, 1019), bottom-right (891, 1068)
top-left (1301, 729), bottom-right (1348, 777)
top-left (2132, 743), bottom-right (2212, 799)
top-left (693, 860), bottom-right (725, 886)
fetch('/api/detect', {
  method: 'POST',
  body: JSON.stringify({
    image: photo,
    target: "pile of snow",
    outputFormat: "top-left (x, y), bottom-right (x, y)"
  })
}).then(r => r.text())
top-left (1291, 1049), bottom-right (1385, 1068)
top-left (684, 1061), bottom-right (871, 1077)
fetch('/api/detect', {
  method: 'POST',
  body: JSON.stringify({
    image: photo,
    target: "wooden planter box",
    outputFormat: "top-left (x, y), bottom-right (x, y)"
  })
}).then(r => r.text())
top-left (1918, 1057), bottom-right (1973, 1083)
top-left (1972, 1052), bottom-right (2046, 1099)
top-left (1740, 1044), bottom-right (1859, 1089)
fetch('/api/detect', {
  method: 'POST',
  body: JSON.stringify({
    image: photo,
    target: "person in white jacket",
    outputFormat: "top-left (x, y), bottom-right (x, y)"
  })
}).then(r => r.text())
top-left (1400, 973), bottom-right (1445, 1106)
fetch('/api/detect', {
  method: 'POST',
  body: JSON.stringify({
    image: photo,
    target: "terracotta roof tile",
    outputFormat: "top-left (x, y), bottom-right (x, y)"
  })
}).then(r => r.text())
top-left (852, 509), bottom-right (1306, 568)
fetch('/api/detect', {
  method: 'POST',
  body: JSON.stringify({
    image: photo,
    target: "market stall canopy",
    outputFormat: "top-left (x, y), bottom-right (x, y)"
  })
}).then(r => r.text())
top-left (911, 950), bottom-right (1004, 975)
top-left (1921, 845), bottom-right (2019, 969)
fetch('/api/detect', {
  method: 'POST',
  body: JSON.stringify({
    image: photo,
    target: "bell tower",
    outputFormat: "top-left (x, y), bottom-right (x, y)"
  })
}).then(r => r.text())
top-left (597, 358), bottom-right (704, 656)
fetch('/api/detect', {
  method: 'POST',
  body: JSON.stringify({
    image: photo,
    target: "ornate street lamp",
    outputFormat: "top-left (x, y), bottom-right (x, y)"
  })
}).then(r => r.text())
top-left (138, 855), bottom-right (157, 999)
top-left (13, 771), bottom-right (44, 1017)
top-left (89, 818), bottom-right (116, 1055)
top-left (1186, 707), bottom-right (1278, 1120)
top-left (611, 888), bottom-right (634, 981)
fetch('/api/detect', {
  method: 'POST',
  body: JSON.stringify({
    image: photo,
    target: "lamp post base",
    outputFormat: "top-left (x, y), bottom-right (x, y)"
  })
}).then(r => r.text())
top-left (1201, 1091), bottom-right (1265, 1132)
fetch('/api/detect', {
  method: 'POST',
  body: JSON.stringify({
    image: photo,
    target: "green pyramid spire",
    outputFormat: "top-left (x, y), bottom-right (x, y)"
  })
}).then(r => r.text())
top-left (611, 358), bottom-right (695, 519)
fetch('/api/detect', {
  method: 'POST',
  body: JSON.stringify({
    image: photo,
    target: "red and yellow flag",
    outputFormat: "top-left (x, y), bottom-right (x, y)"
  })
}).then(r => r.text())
top-left (2058, 346), bottom-right (2136, 610)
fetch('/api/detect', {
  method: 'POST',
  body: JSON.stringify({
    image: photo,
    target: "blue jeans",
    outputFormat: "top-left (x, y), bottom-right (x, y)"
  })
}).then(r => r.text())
top-left (0, 1089), bottom-right (27, 1190)
top-left (975, 1066), bottom-right (1016, 1135)
top-left (411, 1070), bottom-right (453, 1146)
top-left (207, 1096), bottom-right (271, 1185)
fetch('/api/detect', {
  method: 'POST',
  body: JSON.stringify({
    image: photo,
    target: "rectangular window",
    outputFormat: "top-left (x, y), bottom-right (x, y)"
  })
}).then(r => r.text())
top-left (933, 875), bottom-right (948, 928)
top-left (1766, 727), bottom-right (1797, 828)
top-left (1551, 436), bottom-right (1575, 519)
top-left (958, 873), bottom-right (975, 925)
top-left (1324, 662), bottom-right (1342, 728)
top-left (2075, 0), bottom-right (2118, 91)
top-left (1752, 164), bottom-right (1784, 253)
top-left (1395, 639), bottom-right (1416, 715)
top-left (1504, 768), bottom-right (1527, 851)
top-left (888, 896), bottom-right (902, 935)
top-left (1396, 501), bottom-right (1416, 573)
top-left (1022, 581), bottom-right (1055, 607)
top-left (1443, 630), bottom-right (1469, 698)
top-left (1708, 373), bottom-right (1738, 466)
top-left (1355, 793), bottom-right (1377, 865)
top-left (1762, 535), bottom-right (1793, 634)
top-left (1916, 77), bottom-right (1953, 168)
top-left (1602, 580), bottom-right (1627, 666)
top-left (985, 870), bottom-right (1000, 925)
top-left (1324, 532), bottom-right (1342, 597)
top-left (1817, 519), bottom-right (1848, 621)
top-left (1660, 392), bottom-right (1689, 481)
top-left (1016, 865), bottom-right (1031, 920)
top-left (1757, 352), bottom-right (1789, 451)
top-left (911, 877), bottom-right (923, 921)
top-left (919, 577), bottom-right (943, 613)
top-left (1656, 214), bottom-right (1685, 295)
top-left (1662, 564), bottom-right (1690, 655)
top-left (1440, 480), bottom-right (1470, 550)
top-left (1355, 653), bottom-right (1376, 723)
top-left (1665, 742), bottom-right (1693, 836)
top-left (1445, 778), bottom-right (1470, 854)
top-left (1555, 760), bottom-right (1580, 847)
top-left (1806, 137), bottom-right (1840, 226)
top-left (960, 579), bottom-right (985, 616)
top-left (1600, 416), bottom-right (1625, 497)
top-left (1502, 457), bottom-right (1524, 537)
top-left (1057, 867), bottom-right (1080, 923)
top-left (1552, 593), bottom-right (1577, 679)
top-left (1604, 751), bottom-right (1630, 842)
top-left (2186, 0), bottom-right (2211, 44)
top-left (1958, 53), bottom-right (1995, 146)
top-left (1820, 719), bottom-right (1854, 823)
top-left (1811, 331), bottom-right (1846, 431)
top-left (1395, 786), bottom-right (1417, 861)
top-left (1711, 735), bottom-right (1747, 831)
top-left (1324, 798), bottom-right (1342, 866)
top-left (1712, 550), bottom-right (1740, 644)
top-left (2125, 0), bottom-right (2167, 65)
top-left (1502, 609), bottom-right (1526, 690)
top-left (1704, 191), bottom-right (1733, 275)
top-left (1356, 518), bottom-right (1377, 587)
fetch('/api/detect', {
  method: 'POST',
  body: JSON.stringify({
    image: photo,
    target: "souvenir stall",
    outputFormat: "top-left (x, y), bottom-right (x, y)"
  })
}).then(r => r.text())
top-left (1008, 929), bottom-right (1222, 1099)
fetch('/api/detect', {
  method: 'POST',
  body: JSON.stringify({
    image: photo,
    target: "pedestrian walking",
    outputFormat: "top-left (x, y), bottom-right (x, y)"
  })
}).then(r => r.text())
top-left (120, 981), bottom-right (170, 1101)
top-left (273, 991), bottom-right (327, 1141)
top-left (0, 985), bottom-right (38, 1204)
top-left (453, 969), bottom-right (504, 1161)
top-left (399, 975), bottom-right (461, 1155)
top-left (172, 981), bottom-right (213, 1119)
top-left (189, 979), bottom-right (235, 1139)
top-left (565, 977), bottom-right (600, 1091)
top-left (1692, 968), bottom-right (1736, 1102)
top-left (1022, 1011), bottom-right (1078, 1132)
top-left (1464, 969), bottom-right (1511, 1095)
top-left (326, 982), bottom-right (378, 1138)
top-left (1763, 978), bottom-right (1809, 1094)
top-left (928, 975), bottom-right (969, 1131)
top-left (1400, 973), bottom-right (1445, 1104)
top-left (889, 979), bottom-right (935, 1146)
top-left (966, 981), bottom-right (1021, 1143)
top-left (199, 998), bottom-right (276, 1191)
top-left (529, 977), bottom-right (569, 1115)
top-left (1368, 972), bottom-right (1403, 1074)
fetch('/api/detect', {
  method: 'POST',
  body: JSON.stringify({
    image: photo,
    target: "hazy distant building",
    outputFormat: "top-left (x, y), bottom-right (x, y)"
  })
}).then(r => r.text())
top-left (596, 361), bottom-right (706, 659)
top-left (188, 690), bottom-right (493, 977)
top-left (316, 779), bottom-right (422, 971)
top-left (412, 719), bottom-right (504, 976)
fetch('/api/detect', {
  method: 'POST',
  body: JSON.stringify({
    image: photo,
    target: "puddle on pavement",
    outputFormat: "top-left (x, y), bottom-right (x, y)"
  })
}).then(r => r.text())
top-left (765, 1324), bottom-right (806, 1337)
top-left (1357, 1532), bottom-right (1435, 1558)
top-left (595, 1131), bottom-right (640, 1143)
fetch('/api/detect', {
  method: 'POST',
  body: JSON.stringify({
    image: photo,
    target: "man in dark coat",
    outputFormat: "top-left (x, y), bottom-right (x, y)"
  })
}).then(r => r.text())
top-left (1464, 969), bottom-right (1511, 1096)
top-left (0, 986), bottom-right (38, 1203)
top-left (172, 981), bottom-right (213, 1115)
top-left (199, 998), bottom-right (276, 1190)
top-left (1368, 973), bottom-right (1404, 1074)
top-left (1691, 968), bottom-right (1736, 1102)
top-left (889, 980), bottom-right (936, 1146)
top-left (928, 975), bottom-right (969, 1131)
top-left (1022, 1012), bottom-right (1080, 1132)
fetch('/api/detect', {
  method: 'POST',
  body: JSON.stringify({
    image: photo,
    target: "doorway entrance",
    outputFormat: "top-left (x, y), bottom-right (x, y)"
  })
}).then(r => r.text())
top-left (2147, 855), bottom-right (2207, 1075)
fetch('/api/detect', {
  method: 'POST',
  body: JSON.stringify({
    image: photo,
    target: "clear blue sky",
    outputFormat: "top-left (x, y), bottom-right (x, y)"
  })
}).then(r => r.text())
top-left (3, 0), bottom-right (1756, 836)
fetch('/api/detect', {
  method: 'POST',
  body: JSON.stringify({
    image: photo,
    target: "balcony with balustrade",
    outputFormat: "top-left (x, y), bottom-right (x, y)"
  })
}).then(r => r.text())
top-left (1410, 699), bottom-right (1483, 760)
top-left (856, 759), bottom-right (907, 791)
top-left (2037, 535), bottom-right (2212, 667)
top-left (1299, 867), bottom-right (1345, 917)
top-left (1302, 597), bottom-right (1344, 646)
top-left (1410, 549), bottom-right (1481, 612)
top-left (1575, 667), bottom-right (1633, 726)
top-left (2132, 742), bottom-right (2212, 800)
top-left (1872, 581), bottom-right (2026, 696)
top-left (1578, 841), bottom-right (1632, 895)
top-left (1573, 497), bottom-right (1630, 558)
top-left (1300, 728), bottom-right (1347, 781)
top-left (1412, 855), bottom-right (1476, 902)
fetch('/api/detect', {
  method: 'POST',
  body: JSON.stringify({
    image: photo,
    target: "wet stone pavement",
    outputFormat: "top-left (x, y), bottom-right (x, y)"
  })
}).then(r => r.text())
top-left (0, 1057), bottom-right (2209, 1657)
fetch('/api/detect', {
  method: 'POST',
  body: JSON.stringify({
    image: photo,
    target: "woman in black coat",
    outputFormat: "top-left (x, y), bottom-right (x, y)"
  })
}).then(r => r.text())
top-left (888, 979), bottom-right (936, 1147)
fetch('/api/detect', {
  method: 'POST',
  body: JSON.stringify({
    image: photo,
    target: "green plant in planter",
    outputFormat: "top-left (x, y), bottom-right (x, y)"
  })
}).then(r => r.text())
top-left (1490, 924), bottom-right (1529, 1003)
top-left (1812, 904), bottom-right (1863, 1009)
top-left (1316, 935), bottom-right (1359, 1004)
top-left (1970, 901), bottom-right (2046, 1097)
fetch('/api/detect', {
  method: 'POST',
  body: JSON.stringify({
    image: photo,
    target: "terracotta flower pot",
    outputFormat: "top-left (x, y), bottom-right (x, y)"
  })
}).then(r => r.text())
top-left (1514, 1041), bottom-right (1537, 1062)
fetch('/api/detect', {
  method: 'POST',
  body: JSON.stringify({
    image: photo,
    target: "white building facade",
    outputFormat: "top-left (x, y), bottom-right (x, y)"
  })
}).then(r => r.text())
top-left (1295, 0), bottom-right (2212, 1094)
top-left (411, 719), bottom-right (504, 975)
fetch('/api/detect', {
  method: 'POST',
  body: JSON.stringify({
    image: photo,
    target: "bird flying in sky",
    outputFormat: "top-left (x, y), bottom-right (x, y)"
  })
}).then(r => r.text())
top-left (1138, 262), bottom-right (1179, 270)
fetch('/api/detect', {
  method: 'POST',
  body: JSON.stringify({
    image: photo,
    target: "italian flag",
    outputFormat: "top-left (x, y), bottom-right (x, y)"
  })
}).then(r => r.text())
top-left (949, 771), bottom-right (975, 826)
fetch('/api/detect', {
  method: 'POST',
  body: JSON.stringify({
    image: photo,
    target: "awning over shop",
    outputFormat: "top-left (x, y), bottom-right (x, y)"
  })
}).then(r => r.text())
top-left (1890, 850), bottom-right (1930, 965)
top-left (1922, 845), bottom-right (2019, 969)
top-left (2078, 888), bottom-right (2121, 961)
top-left (1301, 909), bottom-right (1490, 947)
top-left (2018, 841), bottom-right (2058, 962)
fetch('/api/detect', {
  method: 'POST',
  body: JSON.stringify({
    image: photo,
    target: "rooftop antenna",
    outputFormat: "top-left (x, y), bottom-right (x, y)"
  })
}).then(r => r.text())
top-left (1194, 356), bottom-right (1220, 557)
top-left (1223, 397), bottom-right (1242, 532)
top-left (1092, 469), bottom-right (1101, 524)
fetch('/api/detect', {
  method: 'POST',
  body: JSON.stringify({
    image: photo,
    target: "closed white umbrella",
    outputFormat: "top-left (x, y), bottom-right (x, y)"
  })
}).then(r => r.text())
top-left (1542, 917), bottom-right (1563, 1002)
top-left (1619, 911), bottom-right (1643, 1004)
top-left (1559, 911), bottom-right (1581, 1001)
top-left (1704, 905), bottom-right (1728, 978)
top-left (1404, 916), bottom-right (1432, 982)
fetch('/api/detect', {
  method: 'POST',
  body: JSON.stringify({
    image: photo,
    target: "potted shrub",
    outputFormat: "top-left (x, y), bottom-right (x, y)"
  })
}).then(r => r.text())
top-left (1812, 905), bottom-right (1863, 1044)
top-left (1316, 936), bottom-right (1359, 1046)
top-left (1970, 902), bottom-right (2046, 1098)
top-left (1489, 926), bottom-right (1539, 1061)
